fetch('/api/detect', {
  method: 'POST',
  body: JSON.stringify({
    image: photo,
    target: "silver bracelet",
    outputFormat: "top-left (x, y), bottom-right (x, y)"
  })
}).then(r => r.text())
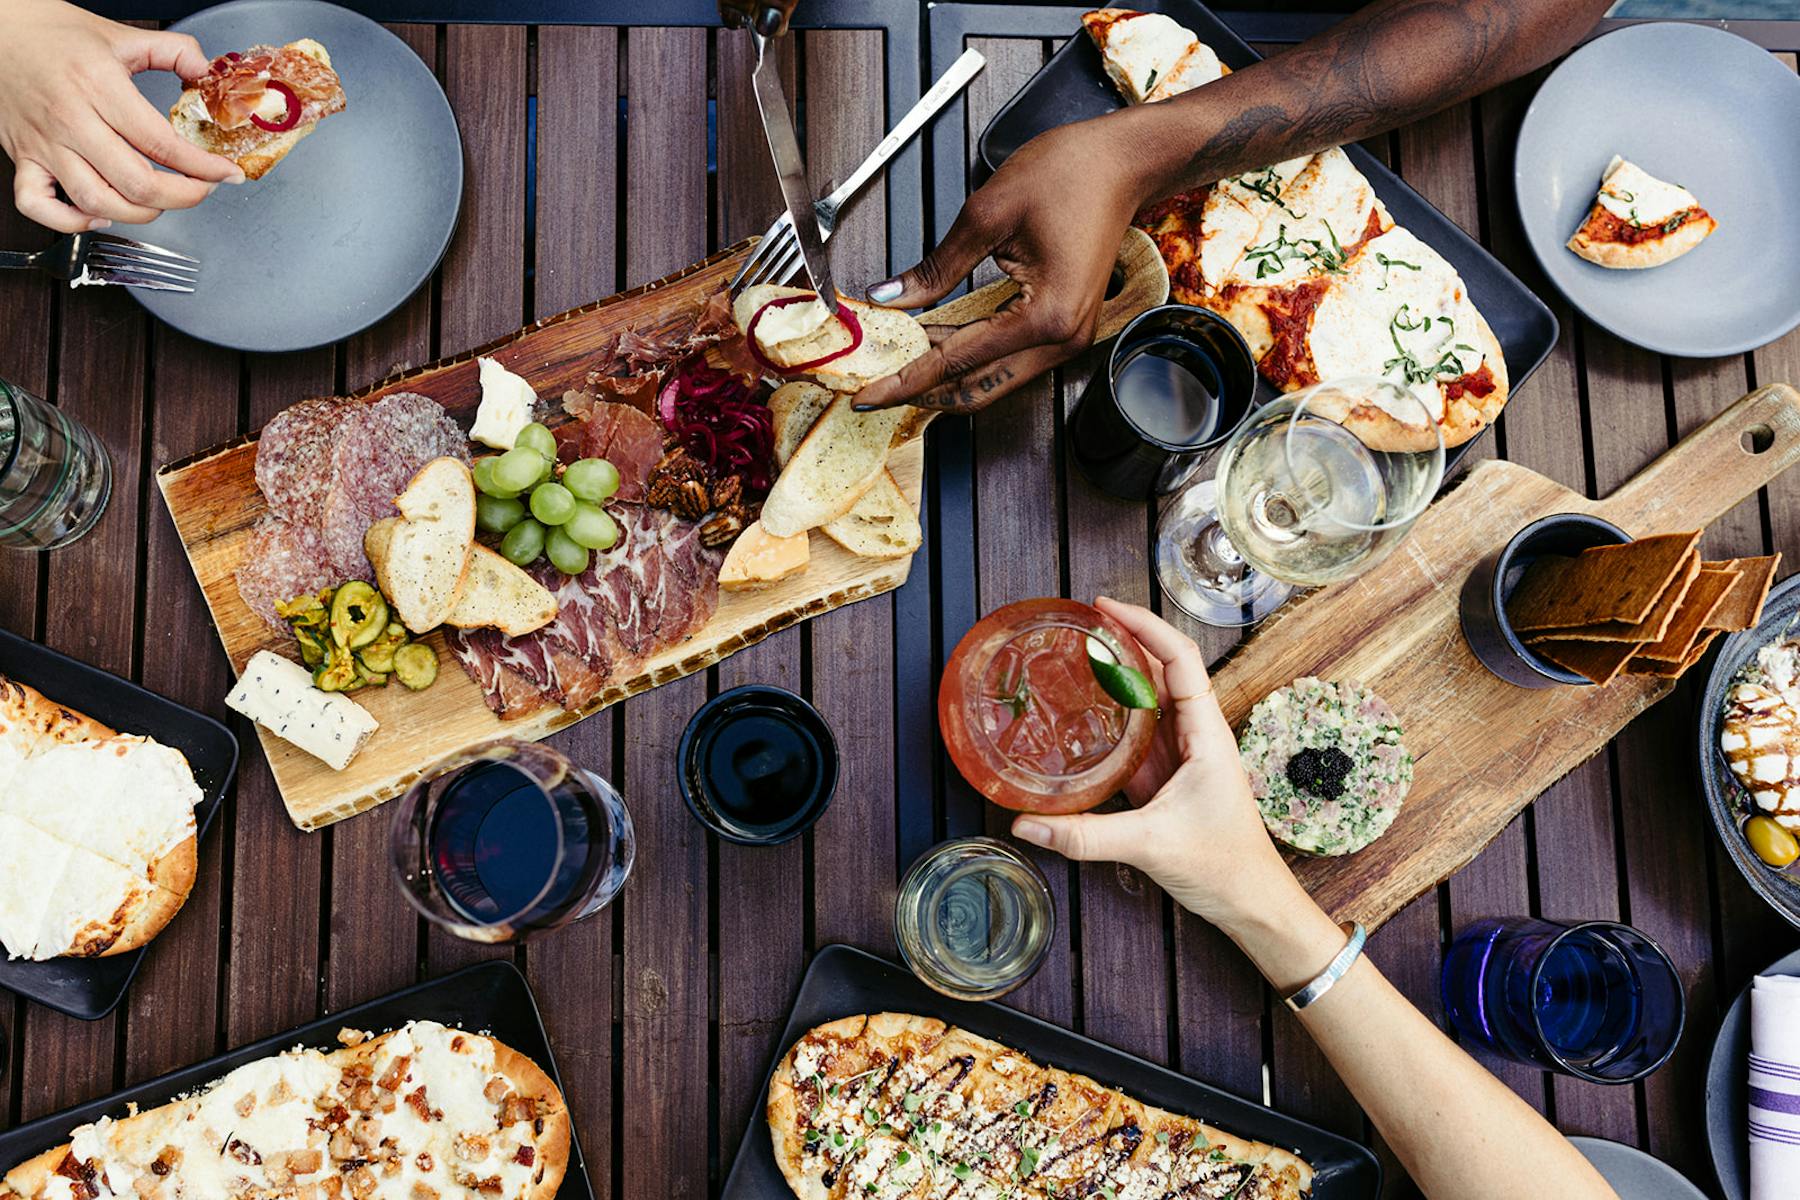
top-left (1284, 921), bottom-right (1366, 1012)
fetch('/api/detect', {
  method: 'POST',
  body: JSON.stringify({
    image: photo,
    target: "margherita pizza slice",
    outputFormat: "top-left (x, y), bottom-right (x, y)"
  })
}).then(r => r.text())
top-left (1567, 155), bottom-right (1716, 270)
top-left (766, 1014), bottom-right (1312, 1200)
top-left (1082, 9), bottom-right (1226, 106)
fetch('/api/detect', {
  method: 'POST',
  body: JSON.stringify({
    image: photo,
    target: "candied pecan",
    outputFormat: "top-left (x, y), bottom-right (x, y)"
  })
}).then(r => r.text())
top-left (414, 1153), bottom-right (435, 1174)
top-left (673, 479), bottom-right (712, 520)
top-left (713, 474), bottom-right (743, 509)
top-left (376, 1055), bottom-right (411, 1092)
top-left (699, 510), bottom-right (745, 549)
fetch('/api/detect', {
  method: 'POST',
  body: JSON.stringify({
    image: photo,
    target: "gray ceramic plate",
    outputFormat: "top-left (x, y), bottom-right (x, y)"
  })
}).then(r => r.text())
top-left (1697, 572), bottom-right (1800, 931)
top-left (1705, 945), bottom-right (1800, 1200)
top-left (1514, 23), bottom-right (1800, 357)
top-left (1571, 1137), bottom-right (1709, 1198)
top-left (131, 0), bottom-right (461, 353)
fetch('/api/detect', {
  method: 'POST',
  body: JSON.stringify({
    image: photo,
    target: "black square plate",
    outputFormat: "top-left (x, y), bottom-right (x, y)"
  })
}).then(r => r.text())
top-left (977, 0), bottom-right (1559, 475)
top-left (0, 627), bottom-right (238, 1020)
top-left (0, 960), bottom-right (596, 1200)
top-left (720, 945), bottom-right (1381, 1199)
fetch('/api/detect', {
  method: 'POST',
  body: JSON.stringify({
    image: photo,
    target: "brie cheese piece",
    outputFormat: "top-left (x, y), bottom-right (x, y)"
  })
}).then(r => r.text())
top-left (755, 297), bottom-right (833, 350)
top-left (1595, 156), bottom-right (1700, 228)
top-left (226, 650), bottom-right (379, 771)
top-left (471, 356), bottom-right (539, 450)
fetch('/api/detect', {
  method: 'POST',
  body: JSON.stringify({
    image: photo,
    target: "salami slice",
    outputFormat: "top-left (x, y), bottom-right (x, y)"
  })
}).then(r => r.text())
top-left (255, 396), bottom-right (350, 523)
top-left (318, 392), bottom-right (470, 579)
top-left (236, 516), bottom-right (335, 628)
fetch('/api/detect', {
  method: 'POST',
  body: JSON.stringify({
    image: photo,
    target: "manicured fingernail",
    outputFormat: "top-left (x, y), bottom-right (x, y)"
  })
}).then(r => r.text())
top-left (87, 218), bottom-right (111, 231)
top-left (1013, 819), bottom-right (1051, 848)
top-left (226, 170), bottom-right (246, 184)
top-left (853, 403), bottom-right (878, 413)
top-left (867, 279), bottom-right (903, 304)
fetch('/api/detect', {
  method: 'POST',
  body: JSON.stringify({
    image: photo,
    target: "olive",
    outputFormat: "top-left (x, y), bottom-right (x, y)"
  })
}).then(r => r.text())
top-left (1745, 815), bottom-right (1800, 868)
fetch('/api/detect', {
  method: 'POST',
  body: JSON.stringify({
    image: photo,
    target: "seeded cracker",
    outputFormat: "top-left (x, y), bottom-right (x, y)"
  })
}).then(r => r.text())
top-left (1704, 554), bottom-right (1781, 632)
top-left (1636, 566), bottom-right (1740, 664)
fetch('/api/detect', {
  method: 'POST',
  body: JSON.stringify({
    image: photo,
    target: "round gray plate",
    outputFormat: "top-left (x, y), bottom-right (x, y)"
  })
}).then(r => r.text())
top-left (1514, 23), bottom-right (1800, 357)
top-left (1706, 945), bottom-right (1800, 1200)
top-left (1696, 573), bottom-right (1800, 931)
top-left (131, 0), bottom-right (461, 353)
top-left (1571, 1137), bottom-right (1709, 1199)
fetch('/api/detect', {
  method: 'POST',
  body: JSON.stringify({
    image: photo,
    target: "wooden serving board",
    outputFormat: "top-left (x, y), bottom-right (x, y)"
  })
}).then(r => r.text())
top-left (159, 237), bottom-right (1169, 831)
top-left (158, 246), bottom-right (924, 830)
top-left (1212, 382), bottom-right (1800, 931)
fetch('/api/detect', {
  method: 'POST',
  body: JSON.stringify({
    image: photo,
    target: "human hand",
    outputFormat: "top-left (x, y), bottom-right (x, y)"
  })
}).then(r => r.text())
top-left (853, 114), bottom-right (1150, 415)
top-left (0, 0), bottom-right (242, 232)
top-left (718, 0), bottom-right (803, 37)
top-left (1010, 598), bottom-right (1303, 933)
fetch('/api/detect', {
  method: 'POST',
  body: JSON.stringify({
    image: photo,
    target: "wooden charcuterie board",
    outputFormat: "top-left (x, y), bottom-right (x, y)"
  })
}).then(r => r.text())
top-left (158, 235), bottom-right (1171, 831)
top-left (158, 246), bottom-right (918, 831)
top-left (1212, 382), bottom-right (1800, 931)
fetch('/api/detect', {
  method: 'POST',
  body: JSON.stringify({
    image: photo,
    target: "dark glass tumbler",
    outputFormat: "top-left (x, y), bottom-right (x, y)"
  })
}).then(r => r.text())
top-left (1441, 917), bottom-right (1685, 1084)
top-left (1067, 304), bottom-right (1257, 500)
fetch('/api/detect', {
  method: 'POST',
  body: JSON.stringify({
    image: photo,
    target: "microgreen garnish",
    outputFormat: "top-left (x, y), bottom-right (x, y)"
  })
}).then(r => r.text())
top-left (953, 1163), bottom-right (972, 1180)
top-left (896, 1150), bottom-right (911, 1167)
top-left (1017, 1147), bottom-right (1041, 1178)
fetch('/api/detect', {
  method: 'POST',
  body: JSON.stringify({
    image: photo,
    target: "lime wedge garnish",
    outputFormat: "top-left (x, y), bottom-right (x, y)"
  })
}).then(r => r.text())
top-left (1086, 635), bottom-right (1158, 710)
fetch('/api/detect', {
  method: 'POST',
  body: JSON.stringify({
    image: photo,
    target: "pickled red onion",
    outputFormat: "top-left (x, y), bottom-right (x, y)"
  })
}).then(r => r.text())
top-left (745, 294), bottom-right (863, 375)
top-left (250, 81), bottom-right (302, 132)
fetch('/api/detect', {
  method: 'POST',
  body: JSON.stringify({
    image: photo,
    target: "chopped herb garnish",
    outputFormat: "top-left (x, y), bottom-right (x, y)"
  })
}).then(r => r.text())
top-left (1382, 304), bottom-right (1473, 386)
top-left (1614, 188), bottom-right (1635, 202)
top-left (1374, 252), bottom-right (1421, 291)
top-left (953, 1163), bottom-right (972, 1180)
top-left (1013, 1100), bottom-right (1033, 1118)
top-left (1143, 68), bottom-right (1159, 95)
top-left (897, 1151), bottom-right (911, 1167)
top-left (1241, 220), bottom-right (1348, 280)
top-left (1236, 167), bottom-right (1307, 217)
top-left (1208, 1148), bottom-right (1228, 1162)
top-left (903, 1092), bottom-right (922, 1113)
top-left (930, 1122), bottom-right (943, 1135)
top-left (852, 1136), bottom-right (866, 1153)
top-left (1663, 211), bottom-right (1691, 234)
top-left (806, 1129), bottom-right (822, 1145)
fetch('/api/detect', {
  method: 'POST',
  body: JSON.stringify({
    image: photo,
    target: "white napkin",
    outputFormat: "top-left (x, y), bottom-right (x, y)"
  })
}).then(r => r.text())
top-left (1751, 973), bottom-right (1800, 1200)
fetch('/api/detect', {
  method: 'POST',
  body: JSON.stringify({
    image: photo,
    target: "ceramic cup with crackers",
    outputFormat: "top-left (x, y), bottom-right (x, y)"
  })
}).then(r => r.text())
top-left (1461, 514), bottom-right (1632, 688)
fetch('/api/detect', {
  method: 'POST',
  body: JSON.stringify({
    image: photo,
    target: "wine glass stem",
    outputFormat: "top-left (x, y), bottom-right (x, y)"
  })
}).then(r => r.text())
top-left (1191, 517), bottom-right (1249, 588)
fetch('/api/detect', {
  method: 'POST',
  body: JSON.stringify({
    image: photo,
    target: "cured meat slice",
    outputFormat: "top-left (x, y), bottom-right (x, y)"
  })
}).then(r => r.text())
top-left (254, 396), bottom-right (348, 523)
top-left (558, 402), bottom-right (663, 502)
top-left (235, 516), bottom-right (335, 627)
top-left (663, 518), bottom-right (723, 634)
top-left (447, 628), bottom-right (560, 718)
top-left (319, 392), bottom-right (470, 580)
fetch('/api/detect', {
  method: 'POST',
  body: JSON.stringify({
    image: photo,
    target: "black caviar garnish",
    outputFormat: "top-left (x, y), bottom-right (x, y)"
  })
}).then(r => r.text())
top-left (1285, 746), bottom-right (1354, 800)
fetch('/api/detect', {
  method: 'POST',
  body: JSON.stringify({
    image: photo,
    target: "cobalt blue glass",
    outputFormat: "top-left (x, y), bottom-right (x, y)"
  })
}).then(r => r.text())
top-left (1441, 917), bottom-right (1685, 1084)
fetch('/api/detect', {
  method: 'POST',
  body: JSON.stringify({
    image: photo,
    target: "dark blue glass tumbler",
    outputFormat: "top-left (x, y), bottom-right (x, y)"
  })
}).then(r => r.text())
top-left (1441, 918), bottom-right (1685, 1084)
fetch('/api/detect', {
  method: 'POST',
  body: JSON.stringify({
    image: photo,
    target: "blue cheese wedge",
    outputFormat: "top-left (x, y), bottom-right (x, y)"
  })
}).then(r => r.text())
top-left (227, 650), bottom-right (378, 770)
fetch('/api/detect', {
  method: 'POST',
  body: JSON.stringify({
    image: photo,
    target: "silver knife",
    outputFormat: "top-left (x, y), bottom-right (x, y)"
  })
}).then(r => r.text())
top-left (749, 30), bottom-right (839, 315)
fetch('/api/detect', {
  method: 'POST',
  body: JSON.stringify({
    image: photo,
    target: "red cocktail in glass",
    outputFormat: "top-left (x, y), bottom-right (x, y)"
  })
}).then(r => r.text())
top-left (940, 599), bottom-right (1157, 814)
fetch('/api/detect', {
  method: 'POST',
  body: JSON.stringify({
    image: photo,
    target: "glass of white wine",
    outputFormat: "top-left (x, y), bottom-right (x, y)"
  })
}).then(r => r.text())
top-left (1155, 376), bottom-right (1445, 627)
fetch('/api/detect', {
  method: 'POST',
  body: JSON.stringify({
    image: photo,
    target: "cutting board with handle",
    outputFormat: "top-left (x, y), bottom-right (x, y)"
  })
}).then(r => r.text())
top-left (1213, 382), bottom-right (1800, 930)
top-left (158, 235), bottom-right (1166, 830)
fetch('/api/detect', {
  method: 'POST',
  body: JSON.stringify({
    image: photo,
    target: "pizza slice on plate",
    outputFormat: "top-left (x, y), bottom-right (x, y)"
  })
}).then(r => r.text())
top-left (1081, 8), bottom-right (1227, 105)
top-left (1567, 155), bottom-right (1716, 269)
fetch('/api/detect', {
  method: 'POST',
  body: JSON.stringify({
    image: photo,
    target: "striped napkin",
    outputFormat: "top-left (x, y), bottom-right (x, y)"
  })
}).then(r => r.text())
top-left (1751, 972), bottom-right (1800, 1199)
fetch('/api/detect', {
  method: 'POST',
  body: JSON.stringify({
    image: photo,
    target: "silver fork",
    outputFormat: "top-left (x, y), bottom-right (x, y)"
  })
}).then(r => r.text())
top-left (730, 47), bottom-right (986, 298)
top-left (0, 231), bottom-right (199, 293)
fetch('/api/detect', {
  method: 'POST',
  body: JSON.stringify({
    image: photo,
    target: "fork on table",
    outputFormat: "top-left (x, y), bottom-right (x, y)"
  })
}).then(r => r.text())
top-left (730, 47), bottom-right (986, 299)
top-left (0, 231), bottom-right (199, 293)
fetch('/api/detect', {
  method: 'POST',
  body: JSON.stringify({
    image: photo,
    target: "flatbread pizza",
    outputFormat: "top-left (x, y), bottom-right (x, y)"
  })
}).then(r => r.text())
top-left (1567, 155), bottom-right (1716, 270)
top-left (0, 677), bottom-right (204, 961)
top-left (767, 1014), bottom-right (1312, 1200)
top-left (0, 1021), bottom-right (570, 1200)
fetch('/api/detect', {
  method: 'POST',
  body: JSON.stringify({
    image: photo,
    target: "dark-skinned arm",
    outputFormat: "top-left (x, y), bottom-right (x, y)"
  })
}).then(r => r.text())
top-left (854, 0), bottom-right (1611, 414)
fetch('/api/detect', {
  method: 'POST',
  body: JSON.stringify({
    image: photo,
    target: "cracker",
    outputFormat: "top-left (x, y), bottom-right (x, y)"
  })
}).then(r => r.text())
top-left (1635, 566), bottom-right (1740, 663)
top-left (1629, 631), bottom-right (1721, 677)
top-left (1507, 531), bottom-right (1702, 631)
top-left (1531, 637), bottom-right (1643, 686)
top-left (1703, 554), bottom-right (1780, 632)
top-left (1522, 550), bottom-right (1699, 643)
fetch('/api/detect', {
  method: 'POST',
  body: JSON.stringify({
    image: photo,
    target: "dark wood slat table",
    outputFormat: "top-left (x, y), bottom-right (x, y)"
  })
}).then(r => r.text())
top-left (2, 10), bottom-right (1799, 1200)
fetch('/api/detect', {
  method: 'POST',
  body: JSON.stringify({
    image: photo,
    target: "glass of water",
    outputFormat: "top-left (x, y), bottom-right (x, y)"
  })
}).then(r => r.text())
top-left (1154, 376), bottom-right (1444, 627)
top-left (0, 377), bottom-right (111, 549)
top-left (1441, 917), bottom-right (1685, 1084)
top-left (894, 837), bottom-right (1054, 1001)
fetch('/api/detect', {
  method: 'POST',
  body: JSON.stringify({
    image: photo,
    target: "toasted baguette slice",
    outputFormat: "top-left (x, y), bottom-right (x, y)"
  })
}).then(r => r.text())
top-left (170, 40), bottom-right (346, 181)
top-left (761, 392), bottom-right (910, 538)
top-left (366, 523), bottom-right (556, 637)
top-left (374, 458), bottom-right (475, 632)
top-left (719, 521), bottom-right (810, 590)
top-left (821, 471), bottom-right (920, 560)
top-left (732, 285), bottom-right (931, 393)
top-left (770, 381), bottom-right (834, 469)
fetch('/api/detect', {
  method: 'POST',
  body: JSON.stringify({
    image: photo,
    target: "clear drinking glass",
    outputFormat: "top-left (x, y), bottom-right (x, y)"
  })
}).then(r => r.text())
top-left (1155, 376), bottom-right (1445, 626)
top-left (390, 739), bottom-right (634, 943)
top-left (895, 837), bottom-right (1054, 1001)
top-left (0, 377), bottom-right (111, 549)
top-left (1441, 917), bottom-right (1685, 1084)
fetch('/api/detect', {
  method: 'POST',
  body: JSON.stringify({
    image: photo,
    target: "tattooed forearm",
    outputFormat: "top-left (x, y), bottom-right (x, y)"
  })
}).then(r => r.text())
top-left (1124, 0), bottom-right (1609, 202)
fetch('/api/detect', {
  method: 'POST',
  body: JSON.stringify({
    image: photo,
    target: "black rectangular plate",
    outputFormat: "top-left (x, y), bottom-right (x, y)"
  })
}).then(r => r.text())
top-left (977, 0), bottom-right (1559, 477)
top-left (0, 627), bottom-right (238, 1021)
top-left (0, 960), bottom-right (596, 1200)
top-left (720, 944), bottom-right (1381, 1200)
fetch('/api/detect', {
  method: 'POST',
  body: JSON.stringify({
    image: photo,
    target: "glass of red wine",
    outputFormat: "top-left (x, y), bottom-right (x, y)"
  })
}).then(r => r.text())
top-left (389, 740), bottom-right (634, 943)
